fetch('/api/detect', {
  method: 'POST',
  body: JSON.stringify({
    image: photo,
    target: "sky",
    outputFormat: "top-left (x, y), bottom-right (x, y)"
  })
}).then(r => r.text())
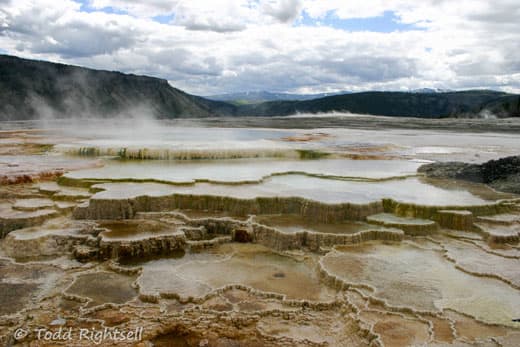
top-left (0, 0), bottom-right (519, 95)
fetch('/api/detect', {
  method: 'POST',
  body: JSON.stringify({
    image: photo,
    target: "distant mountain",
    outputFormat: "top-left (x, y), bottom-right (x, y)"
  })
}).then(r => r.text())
top-left (206, 91), bottom-right (350, 104)
top-left (237, 90), bottom-right (517, 118)
top-left (208, 89), bottom-right (453, 105)
top-left (0, 55), bottom-right (235, 121)
top-left (410, 88), bottom-right (452, 93)
top-left (0, 55), bottom-right (518, 120)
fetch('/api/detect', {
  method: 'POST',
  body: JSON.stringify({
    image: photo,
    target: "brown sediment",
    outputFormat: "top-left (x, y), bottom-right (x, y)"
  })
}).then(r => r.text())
top-left (427, 315), bottom-right (456, 343)
top-left (133, 243), bottom-right (338, 303)
top-left (66, 145), bottom-right (299, 161)
top-left (2, 222), bottom-right (94, 258)
top-left (0, 129), bottom-right (56, 155)
top-left (359, 311), bottom-right (430, 347)
top-left (0, 169), bottom-right (65, 185)
top-left (280, 132), bottom-right (332, 142)
top-left (338, 153), bottom-right (400, 160)
top-left (0, 259), bottom-right (65, 318)
top-left (65, 272), bottom-right (138, 307)
top-left (0, 155), bottom-right (102, 185)
top-left (171, 209), bottom-right (250, 220)
top-left (444, 310), bottom-right (511, 342)
top-left (98, 230), bottom-right (187, 260)
top-left (0, 142), bottom-right (54, 156)
top-left (0, 282), bottom-right (41, 316)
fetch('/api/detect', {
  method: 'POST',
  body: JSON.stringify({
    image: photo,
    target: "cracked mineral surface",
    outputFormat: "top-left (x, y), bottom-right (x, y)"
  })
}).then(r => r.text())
top-left (0, 118), bottom-right (519, 346)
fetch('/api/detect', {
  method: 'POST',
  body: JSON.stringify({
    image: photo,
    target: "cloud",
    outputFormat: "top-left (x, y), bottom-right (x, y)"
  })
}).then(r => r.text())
top-left (302, 0), bottom-right (391, 19)
top-left (0, 1), bottom-right (146, 57)
top-left (0, 0), bottom-right (518, 95)
top-left (172, 1), bottom-right (252, 33)
top-left (89, 0), bottom-right (180, 17)
top-left (262, 0), bottom-right (303, 23)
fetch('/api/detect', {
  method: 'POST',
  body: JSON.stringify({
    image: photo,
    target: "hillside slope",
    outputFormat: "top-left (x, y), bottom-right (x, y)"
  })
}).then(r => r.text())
top-left (237, 91), bottom-right (515, 118)
top-left (0, 55), bottom-right (235, 120)
top-left (478, 95), bottom-right (520, 117)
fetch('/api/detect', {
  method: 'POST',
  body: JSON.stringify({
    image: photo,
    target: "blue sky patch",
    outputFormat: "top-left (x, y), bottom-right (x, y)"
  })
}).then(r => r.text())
top-left (75, 0), bottom-right (128, 15)
top-left (297, 11), bottom-right (422, 33)
top-left (76, 1), bottom-right (174, 24)
top-left (152, 14), bottom-right (176, 24)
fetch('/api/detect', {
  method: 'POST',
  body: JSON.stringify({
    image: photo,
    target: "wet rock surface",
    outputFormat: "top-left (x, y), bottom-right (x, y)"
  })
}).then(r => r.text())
top-left (1, 123), bottom-right (520, 346)
top-left (2, 179), bottom-right (519, 346)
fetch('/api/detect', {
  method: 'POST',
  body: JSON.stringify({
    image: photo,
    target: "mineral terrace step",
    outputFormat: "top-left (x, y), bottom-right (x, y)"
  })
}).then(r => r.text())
top-left (474, 222), bottom-right (520, 244)
top-left (366, 213), bottom-right (438, 236)
top-left (434, 210), bottom-right (474, 231)
top-left (476, 214), bottom-right (520, 226)
top-left (12, 198), bottom-right (55, 212)
top-left (0, 203), bottom-right (59, 238)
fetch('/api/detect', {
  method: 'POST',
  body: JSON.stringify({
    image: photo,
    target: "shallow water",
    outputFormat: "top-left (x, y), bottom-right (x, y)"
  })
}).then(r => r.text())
top-left (322, 241), bottom-right (520, 326)
top-left (98, 221), bottom-right (183, 241)
top-left (66, 272), bottom-right (138, 307)
top-left (64, 158), bottom-right (423, 183)
top-left (136, 243), bottom-right (336, 301)
top-left (91, 174), bottom-right (505, 205)
top-left (48, 120), bottom-right (520, 163)
top-left (254, 214), bottom-right (385, 234)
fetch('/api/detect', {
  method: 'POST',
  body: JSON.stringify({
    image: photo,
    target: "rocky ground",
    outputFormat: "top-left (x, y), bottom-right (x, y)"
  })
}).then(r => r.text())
top-left (419, 155), bottom-right (520, 194)
top-left (1, 123), bottom-right (519, 346)
top-left (1, 177), bottom-right (519, 346)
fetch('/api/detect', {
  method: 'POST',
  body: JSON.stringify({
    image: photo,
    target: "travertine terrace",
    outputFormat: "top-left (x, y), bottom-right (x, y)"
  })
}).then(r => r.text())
top-left (1, 117), bottom-right (519, 346)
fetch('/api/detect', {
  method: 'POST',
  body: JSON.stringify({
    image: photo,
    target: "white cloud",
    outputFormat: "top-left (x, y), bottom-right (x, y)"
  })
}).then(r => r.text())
top-left (89, 0), bottom-right (180, 17)
top-left (173, 1), bottom-right (253, 33)
top-left (262, 0), bottom-right (303, 23)
top-left (303, 0), bottom-right (395, 19)
top-left (0, 0), bottom-right (518, 95)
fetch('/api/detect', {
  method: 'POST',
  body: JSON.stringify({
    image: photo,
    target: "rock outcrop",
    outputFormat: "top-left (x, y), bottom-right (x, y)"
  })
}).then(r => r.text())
top-left (419, 156), bottom-right (520, 194)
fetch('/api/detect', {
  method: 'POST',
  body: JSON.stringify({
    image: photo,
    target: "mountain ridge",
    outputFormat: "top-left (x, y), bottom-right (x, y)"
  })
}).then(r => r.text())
top-left (0, 54), bottom-right (235, 121)
top-left (238, 90), bottom-right (518, 118)
top-left (207, 88), bottom-right (454, 105)
top-left (0, 54), bottom-right (518, 120)
top-left (206, 90), bottom-right (351, 104)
